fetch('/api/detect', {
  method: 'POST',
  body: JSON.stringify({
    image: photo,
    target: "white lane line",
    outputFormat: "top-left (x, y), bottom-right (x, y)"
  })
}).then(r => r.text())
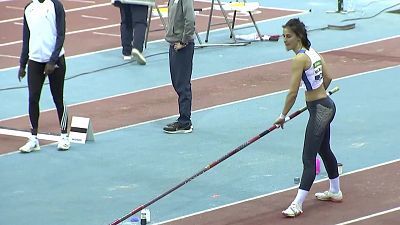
top-left (0, 23), bottom-right (120, 47)
top-left (66, 23), bottom-right (119, 35)
top-left (81, 14), bottom-right (109, 20)
top-left (5, 5), bottom-right (24, 10)
top-left (93, 31), bottom-right (120, 37)
top-left (0, 54), bottom-right (19, 59)
top-left (0, 2), bottom-right (111, 24)
top-left (335, 206), bottom-right (400, 225)
top-left (66, 0), bottom-right (96, 3)
top-left (0, 40), bottom-right (22, 47)
top-left (0, 17), bottom-right (21, 24)
top-left (62, 2), bottom-right (110, 12)
top-left (0, 128), bottom-right (60, 142)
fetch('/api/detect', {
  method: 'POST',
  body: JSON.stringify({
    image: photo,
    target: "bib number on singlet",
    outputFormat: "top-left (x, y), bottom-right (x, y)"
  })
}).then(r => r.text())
top-left (313, 60), bottom-right (323, 81)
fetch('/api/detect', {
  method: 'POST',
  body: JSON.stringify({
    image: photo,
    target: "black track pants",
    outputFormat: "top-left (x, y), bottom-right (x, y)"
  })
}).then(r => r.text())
top-left (299, 96), bottom-right (339, 191)
top-left (27, 56), bottom-right (68, 135)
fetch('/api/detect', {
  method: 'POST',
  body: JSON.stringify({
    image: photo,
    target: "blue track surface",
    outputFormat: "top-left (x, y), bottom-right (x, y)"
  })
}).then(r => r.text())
top-left (0, 1), bottom-right (399, 225)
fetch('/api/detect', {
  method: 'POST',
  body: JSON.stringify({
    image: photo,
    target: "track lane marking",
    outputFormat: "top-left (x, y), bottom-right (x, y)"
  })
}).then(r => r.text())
top-left (335, 206), bottom-right (400, 225)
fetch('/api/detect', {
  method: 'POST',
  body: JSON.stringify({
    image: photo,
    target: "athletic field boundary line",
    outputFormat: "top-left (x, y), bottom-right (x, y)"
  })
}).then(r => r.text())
top-left (94, 64), bottom-right (399, 136)
top-left (1, 65), bottom-right (398, 157)
top-left (0, 1), bottom-right (302, 24)
top-left (2, 33), bottom-right (398, 122)
top-left (1, 23), bottom-right (397, 72)
top-left (1, 33), bottom-right (398, 109)
top-left (72, 65), bottom-right (400, 135)
top-left (334, 206), bottom-right (400, 225)
top-left (0, 64), bottom-right (398, 127)
top-left (0, 8), bottom-right (306, 71)
top-left (0, 2), bottom-right (305, 46)
top-left (1, 11), bottom-right (398, 73)
top-left (1, 62), bottom-right (398, 123)
top-left (153, 159), bottom-right (400, 224)
top-left (59, 33), bottom-right (400, 63)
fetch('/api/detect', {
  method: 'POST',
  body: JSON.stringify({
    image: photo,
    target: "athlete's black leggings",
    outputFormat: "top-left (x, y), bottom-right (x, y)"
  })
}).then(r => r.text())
top-left (299, 96), bottom-right (339, 191)
top-left (27, 56), bottom-right (68, 135)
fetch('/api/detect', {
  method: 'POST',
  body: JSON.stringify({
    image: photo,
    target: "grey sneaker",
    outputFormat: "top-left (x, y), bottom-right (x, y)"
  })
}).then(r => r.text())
top-left (163, 121), bottom-right (193, 134)
top-left (315, 190), bottom-right (343, 202)
top-left (131, 48), bottom-right (146, 65)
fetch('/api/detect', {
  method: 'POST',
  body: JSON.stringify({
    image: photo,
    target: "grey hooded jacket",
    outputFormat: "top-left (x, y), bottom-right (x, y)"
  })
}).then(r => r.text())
top-left (165, 0), bottom-right (195, 44)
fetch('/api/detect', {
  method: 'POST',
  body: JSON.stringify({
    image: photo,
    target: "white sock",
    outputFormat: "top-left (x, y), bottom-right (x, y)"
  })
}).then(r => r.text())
top-left (61, 133), bottom-right (68, 139)
top-left (292, 189), bottom-right (309, 206)
top-left (329, 177), bottom-right (340, 193)
top-left (30, 135), bottom-right (38, 140)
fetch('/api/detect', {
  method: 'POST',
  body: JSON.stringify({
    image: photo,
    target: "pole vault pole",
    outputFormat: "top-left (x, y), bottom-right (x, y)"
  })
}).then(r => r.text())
top-left (110, 87), bottom-right (340, 225)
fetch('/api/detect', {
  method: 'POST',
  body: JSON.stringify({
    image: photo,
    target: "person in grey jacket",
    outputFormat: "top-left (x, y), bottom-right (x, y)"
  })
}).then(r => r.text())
top-left (163, 0), bottom-right (195, 134)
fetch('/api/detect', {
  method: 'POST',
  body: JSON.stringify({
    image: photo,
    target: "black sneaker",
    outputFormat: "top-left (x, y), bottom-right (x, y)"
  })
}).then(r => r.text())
top-left (163, 121), bottom-right (193, 134)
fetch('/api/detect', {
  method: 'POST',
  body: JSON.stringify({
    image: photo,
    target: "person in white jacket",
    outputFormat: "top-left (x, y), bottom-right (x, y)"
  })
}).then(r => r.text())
top-left (18, 0), bottom-right (70, 152)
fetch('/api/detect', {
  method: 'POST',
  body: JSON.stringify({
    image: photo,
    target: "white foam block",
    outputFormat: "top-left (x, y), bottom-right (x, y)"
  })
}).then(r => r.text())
top-left (69, 116), bottom-right (95, 144)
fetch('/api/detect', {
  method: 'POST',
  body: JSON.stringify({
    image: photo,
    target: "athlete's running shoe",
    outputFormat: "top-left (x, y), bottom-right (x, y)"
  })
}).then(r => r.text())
top-left (315, 190), bottom-right (343, 202)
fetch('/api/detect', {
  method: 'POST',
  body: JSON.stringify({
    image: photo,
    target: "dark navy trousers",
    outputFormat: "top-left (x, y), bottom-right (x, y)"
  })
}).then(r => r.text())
top-left (119, 4), bottom-right (148, 54)
top-left (168, 42), bottom-right (194, 125)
